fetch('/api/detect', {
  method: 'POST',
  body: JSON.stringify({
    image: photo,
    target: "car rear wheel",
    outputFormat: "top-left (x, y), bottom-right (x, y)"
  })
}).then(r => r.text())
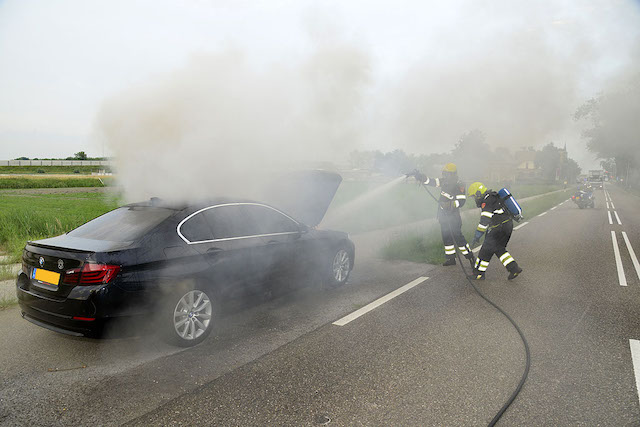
top-left (326, 245), bottom-right (352, 287)
top-left (162, 288), bottom-right (214, 347)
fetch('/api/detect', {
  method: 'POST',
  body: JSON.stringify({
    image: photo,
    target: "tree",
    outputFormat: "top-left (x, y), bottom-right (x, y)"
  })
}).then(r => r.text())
top-left (74, 151), bottom-right (88, 160)
top-left (575, 73), bottom-right (640, 185)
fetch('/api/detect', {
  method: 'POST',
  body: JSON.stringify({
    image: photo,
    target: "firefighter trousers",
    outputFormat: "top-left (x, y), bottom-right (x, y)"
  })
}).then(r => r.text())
top-left (439, 214), bottom-right (472, 260)
top-left (475, 220), bottom-right (519, 274)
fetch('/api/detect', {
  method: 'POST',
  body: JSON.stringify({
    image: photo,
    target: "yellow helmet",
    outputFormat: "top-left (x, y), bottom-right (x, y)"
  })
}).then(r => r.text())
top-left (442, 163), bottom-right (457, 173)
top-left (468, 182), bottom-right (487, 198)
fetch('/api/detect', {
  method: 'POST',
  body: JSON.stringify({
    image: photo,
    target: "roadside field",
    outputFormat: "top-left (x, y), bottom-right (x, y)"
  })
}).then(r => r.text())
top-left (0, 165), bottom-right (109, 174)
top-left (0, 176), bottom-right (114, 189)
top-left (0, 192), bottom-right (120, 263)
top-left (381, 188), bottom-right (571, 264)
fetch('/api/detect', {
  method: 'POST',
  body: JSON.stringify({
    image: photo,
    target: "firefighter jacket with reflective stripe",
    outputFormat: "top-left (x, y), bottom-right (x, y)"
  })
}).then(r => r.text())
top-left (423, 177), bottom-right (467, 220)
top-left (475, 191), bottom-right (512, 236)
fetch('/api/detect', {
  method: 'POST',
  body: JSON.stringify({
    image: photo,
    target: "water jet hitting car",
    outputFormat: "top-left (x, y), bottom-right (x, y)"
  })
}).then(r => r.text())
top-left (16, 171), bottom-right (354, 347)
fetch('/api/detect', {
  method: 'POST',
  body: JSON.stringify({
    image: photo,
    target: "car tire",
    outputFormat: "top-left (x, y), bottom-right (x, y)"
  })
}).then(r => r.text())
top-left (325, 244), bottom-right (352, 287)
top-left (160, 286), bottom-right (215, 347)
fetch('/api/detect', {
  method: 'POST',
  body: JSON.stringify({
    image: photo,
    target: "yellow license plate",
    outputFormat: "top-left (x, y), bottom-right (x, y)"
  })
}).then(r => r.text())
top-left (32, 268), bottom-right (60, 286)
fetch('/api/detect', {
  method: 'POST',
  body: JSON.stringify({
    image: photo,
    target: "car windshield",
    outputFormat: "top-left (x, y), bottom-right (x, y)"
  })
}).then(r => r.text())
top-left (68, 206), bottom-right (174, 242)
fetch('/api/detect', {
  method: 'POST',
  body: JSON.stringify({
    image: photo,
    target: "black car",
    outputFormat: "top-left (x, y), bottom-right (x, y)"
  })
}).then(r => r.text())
top-left (16, 171), bottom-right (354, 346)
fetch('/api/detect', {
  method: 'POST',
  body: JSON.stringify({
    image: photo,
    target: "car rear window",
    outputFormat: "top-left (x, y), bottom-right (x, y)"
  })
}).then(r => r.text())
top-left (68, 206), bottom-right (173, 242)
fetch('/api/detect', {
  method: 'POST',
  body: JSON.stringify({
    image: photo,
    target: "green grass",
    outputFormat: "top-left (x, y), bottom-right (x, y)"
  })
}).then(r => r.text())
top-left (0, 193), bottom-right (120, 262)
top-left (0, 165), bottom-right (109, 174)
top-left (324, 180), bottom-right (563, 234)
top-left (381, 189), bottom-right (572, 264)
top-left (0, 296), bottom-right (18, 310)
top-left (0, 176), bottom-right (114, 189)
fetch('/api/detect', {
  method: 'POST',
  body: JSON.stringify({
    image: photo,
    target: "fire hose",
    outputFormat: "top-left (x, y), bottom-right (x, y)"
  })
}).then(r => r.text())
top-left (416, 179), bottom-right (531, 427)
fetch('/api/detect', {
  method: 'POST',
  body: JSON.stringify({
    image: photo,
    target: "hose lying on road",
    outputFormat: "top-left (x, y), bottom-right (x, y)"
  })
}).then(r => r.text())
top-left (421, 184), bottom-right (531, 427)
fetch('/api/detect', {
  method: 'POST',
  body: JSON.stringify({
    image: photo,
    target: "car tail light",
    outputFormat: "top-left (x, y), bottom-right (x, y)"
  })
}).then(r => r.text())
top-left (62, 263), bottom-right (120, 285)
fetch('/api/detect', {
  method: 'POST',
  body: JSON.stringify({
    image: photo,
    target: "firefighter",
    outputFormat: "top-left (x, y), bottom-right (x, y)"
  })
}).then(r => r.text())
top-left (468, 182), bottom-right (523, 280)
top-left (413, 163), bottom-right (474, 268)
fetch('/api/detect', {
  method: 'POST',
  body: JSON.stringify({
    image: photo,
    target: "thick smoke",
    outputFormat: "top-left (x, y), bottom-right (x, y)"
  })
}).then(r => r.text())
top-left (96, 0), bottom-right (640, 202)
top-left (96, 46), bottom-right (370, 202)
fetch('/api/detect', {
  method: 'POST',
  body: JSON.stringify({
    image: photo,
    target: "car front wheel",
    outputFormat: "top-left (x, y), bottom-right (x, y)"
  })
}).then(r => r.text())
top-left (326, 245), bottom-right (352, 287)
top-left (162, 288), bottom-right (214, 347)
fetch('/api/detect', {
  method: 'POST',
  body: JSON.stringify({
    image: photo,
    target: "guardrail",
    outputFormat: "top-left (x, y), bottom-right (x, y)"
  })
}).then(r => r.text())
top-left (0, 160), bottom-right (112, 166)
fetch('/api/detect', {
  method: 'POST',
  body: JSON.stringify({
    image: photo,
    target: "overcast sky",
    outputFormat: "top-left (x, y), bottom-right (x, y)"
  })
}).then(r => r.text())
top-left (1, 0), bottom-right (639, 170)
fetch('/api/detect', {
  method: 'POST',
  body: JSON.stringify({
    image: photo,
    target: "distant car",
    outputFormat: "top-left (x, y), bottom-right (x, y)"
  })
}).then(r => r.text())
top-left (16, 171), bottom-right (354, 346)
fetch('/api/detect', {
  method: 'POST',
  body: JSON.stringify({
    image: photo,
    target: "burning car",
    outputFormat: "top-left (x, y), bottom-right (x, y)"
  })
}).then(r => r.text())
top-left (16, 171), bottom-right (354, 346)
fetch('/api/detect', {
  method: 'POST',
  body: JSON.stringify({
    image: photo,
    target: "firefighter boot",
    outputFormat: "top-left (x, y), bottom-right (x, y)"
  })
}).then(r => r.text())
top-left (507, 264), bottom-right (523, 281)
top-left (442, 257), bottom-right (456, 266)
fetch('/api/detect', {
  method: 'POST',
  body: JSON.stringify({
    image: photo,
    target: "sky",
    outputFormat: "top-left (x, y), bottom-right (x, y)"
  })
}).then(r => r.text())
top-left (1, 0), bottom-right (640, 172)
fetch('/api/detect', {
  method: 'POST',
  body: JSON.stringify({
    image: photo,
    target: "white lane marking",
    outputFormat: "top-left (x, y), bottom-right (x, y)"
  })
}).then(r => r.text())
top-left (615, 211), bottom-right (623, 225)
top-left (514, 221), bottom-right (529, 230)
top-left (606, 201), bottom-right (610, 209)
top-left (538, 211), bottom-right (548, 217)
top-left (612, 231), bottom-right (628, 287)
top-left (550, 206), bottom-right (557, 211)
top-left (622, 232), bottom-right (640, 282)
top-left (611, 202), bottom-right (616, 209)
top-left (629, 340), bottom-right (640, 408)
top-left (333, 277), bottom-right (429, 326)
top-left (608, 211), bottom-right (613, 225)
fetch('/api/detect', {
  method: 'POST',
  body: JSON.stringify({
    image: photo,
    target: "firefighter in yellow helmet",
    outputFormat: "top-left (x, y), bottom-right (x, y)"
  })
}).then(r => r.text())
top-left (468, 182), bottom-right (523, 280)
top-left (411, 163), bottom-right (475, 268)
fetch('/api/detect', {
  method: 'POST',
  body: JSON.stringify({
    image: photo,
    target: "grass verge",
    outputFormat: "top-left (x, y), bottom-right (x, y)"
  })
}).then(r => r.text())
top-left (0, 296), bottom-right (18, 310)
top-left (381, 189), bottom-right (571, 264)
top-left (0, 165), bottom-right (109, 174)
top-left (0, 176), bottom-right (114, 189)
top-left (0, 192), bottom-right (120, 262)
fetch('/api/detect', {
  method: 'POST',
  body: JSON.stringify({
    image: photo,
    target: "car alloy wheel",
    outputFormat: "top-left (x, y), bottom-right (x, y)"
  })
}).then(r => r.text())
top-left (173, 290), bottom-right (212, 341)
top-left (332, 248), bottom-right (351, 284)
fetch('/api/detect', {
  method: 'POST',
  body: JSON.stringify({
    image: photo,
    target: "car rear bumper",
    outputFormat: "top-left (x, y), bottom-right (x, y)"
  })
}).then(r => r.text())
top-left (18, 297), bottom-right (104, 337)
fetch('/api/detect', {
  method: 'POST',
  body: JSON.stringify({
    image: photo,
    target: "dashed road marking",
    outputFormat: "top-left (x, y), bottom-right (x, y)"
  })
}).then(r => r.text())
top-left (608, 211), bottom-right (613, 225)
top-left (612, 231), bottom-right (628, 287)
top-left (538, 211), bottom-right (547, 217)
top-left (629, 340), bottom-right (640, 408)
top-left (622, 232), bottom-right (640, 282)
top-left (611, 202), bottom-right (616, 209)
top-left (333, 277), bottom-right (429, 326)
top-left (550, 206), bottom-right (557, 211)
top-left (607, 201), bottom-right (611, 209)
top-left (614, 211), bottom-right (623, 225)
top-left (514, 221), bottom-right (529, 230)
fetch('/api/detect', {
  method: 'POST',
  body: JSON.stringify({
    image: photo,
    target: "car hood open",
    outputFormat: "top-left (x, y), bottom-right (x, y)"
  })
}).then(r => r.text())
top-left (262, 170), bottom-right (342, 227)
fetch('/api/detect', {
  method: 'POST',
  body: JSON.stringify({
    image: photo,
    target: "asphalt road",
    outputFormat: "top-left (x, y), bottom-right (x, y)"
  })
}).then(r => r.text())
top-left (2, 184), bottom-right (640, 426)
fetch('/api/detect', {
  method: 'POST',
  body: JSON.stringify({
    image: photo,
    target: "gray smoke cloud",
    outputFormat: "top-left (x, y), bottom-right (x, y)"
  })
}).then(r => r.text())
top-left (96, 44), bottom-right (370, 202)
top-left (95, 0), bottom-right (640, 202)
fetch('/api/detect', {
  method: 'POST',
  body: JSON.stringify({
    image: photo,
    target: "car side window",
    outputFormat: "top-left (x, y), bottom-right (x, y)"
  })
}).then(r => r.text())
top-left (202, 205), bottom-right (250, 239)
top-left (242, 205), bottom-right (299, 235)
top-left (180, 213), bottom-right (214, 243)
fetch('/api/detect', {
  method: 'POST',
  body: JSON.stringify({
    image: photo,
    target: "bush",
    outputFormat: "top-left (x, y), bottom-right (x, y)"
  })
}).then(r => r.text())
top-left (73, 169), bottom-right (80, 174)
top-left (36, 169), bottom-right (45, 174)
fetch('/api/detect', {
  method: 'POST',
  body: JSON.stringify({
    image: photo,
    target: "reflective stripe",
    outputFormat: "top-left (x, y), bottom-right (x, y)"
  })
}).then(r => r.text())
top-left (499, 252), bottom-right (511, 262)
top-left (445, 249), bottom-right (456, 255)
top-left (459, 246), bottom-right (469, 255)
top-left (456, 194), bottom-right (466, 200)
top-left (424, 177), bottom-right (431, 185)
top-left (435, 178), bottom-right (440, 187)
top-left (481, 211), bottom-right (494, 218)
top-left (441, 192), bottom-right (454, 200)
top-left (478, 265), bottom-right (488, 272)
top-left (502, 256), bottom-right (515, 266)
top-left (444, 245), bottom-right (455, 250)
top-left (480, 260), bottom-right (489, 267)
top-left (493, 209), bottom-right (505, 214)
top-left (474, 258), bottom-right (480, 268)
top-left (477, 224), bottom-right (488, 231)
top-left (454, 200), bottom-right (460, 208)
